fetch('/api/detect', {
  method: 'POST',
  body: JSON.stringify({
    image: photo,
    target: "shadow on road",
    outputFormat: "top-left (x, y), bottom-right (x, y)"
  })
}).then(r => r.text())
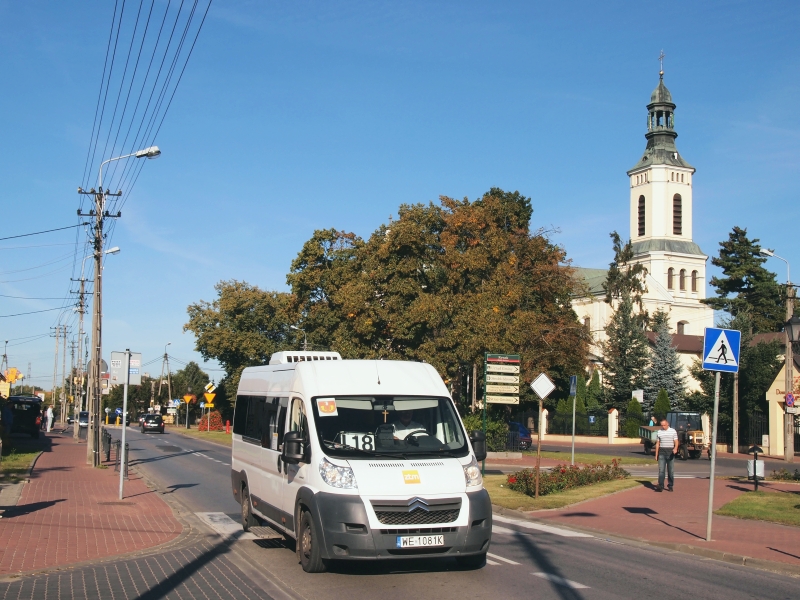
top-left (623, 506), bottom-right (704, 541)
top-left (134, 543), bottom-right (230, 600)
top-left (514, 532), bottom-right (585, 600)
top-left (3, 498), bottom-right (65, 518)
top-left (162, 483), bottom-right (199, 494)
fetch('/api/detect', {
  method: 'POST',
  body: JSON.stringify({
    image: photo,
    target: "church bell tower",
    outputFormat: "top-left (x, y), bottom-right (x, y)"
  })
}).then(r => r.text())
top-left (625, 63), bottom-right (713, 335)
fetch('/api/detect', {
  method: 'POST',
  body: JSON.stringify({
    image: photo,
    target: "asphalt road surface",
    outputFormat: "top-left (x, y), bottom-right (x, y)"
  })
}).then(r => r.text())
top-left (111, 427), bottom-right (798, 600)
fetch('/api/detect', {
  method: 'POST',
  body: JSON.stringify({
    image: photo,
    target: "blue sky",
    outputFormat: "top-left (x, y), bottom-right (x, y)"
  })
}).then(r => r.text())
top-left (1, 0), bottom-right (798, 391)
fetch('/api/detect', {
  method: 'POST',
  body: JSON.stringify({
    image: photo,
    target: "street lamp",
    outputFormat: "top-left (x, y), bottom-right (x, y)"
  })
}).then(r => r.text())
top-left (760, 247), bottom-right (795, 463)
top-left (84, 146), bottom-right (161, 466)
top-left (290, 325), bottom-right (308, 351)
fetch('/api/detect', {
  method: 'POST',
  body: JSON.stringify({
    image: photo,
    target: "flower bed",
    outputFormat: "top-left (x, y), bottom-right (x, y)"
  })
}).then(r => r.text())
top-left (769, 468), bottom-right (800, 482)
top-left (506, 459), bottom-right (629, 497)
top-left (198, 410), bottom-right (224, 432)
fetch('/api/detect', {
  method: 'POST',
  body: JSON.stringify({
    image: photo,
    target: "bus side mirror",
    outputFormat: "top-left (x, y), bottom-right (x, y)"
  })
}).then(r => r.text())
top-left (470, 430), bottom-right (487, 462)
top-left (282, 431), bottom-right (305, 464)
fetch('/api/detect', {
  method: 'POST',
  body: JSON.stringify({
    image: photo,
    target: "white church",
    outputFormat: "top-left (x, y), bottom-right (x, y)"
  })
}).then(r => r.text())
top-left (572, 71), bottom-right (714, 390)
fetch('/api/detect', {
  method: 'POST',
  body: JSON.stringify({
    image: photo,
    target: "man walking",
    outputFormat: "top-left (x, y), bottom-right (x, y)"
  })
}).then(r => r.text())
top-left (46, 404), bottom-right (54, 433)
top-left (654, 416), bottom-right (678, 492)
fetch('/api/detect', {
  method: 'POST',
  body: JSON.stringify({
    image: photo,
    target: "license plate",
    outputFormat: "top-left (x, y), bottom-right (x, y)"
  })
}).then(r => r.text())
top-left (396, 535), bottom-right (444, 548)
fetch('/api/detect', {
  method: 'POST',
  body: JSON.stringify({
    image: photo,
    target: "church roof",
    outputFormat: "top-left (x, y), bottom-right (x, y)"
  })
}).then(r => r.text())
top-left (631, 239), bottom-right (706, 257)
top-left (574, 267), bottom-right (608, 296)
top-left (650, 78), bottom-right (673, 104)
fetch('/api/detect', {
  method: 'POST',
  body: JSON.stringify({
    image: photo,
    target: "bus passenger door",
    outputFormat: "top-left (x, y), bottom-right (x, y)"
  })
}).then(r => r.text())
top-left (282, 396), bottom-right (309, 534)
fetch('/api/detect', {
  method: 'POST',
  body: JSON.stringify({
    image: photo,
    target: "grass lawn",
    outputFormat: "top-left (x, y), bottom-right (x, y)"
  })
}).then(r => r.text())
top-left (0, 450), bottom-right (41, 482)
top-left (484, 473), bottom-right (644, 511)
top-left (166, 426), bottom-right (232, 446)
top-left (715, 490), bottom-right (800, 528)
top-left (522, 450), bottom-right (652, 466)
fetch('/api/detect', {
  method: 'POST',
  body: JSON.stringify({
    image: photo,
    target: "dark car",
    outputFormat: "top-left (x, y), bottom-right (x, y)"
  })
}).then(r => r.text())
top-left (142, 414), bottom-right (164, 434)
top-left (7, 396), bottom-right (43, 438)
top-left (78, 411), bottom-right (89, 428)
top-left (508, 421), bottom-right (533, 450)
top-left (138, 412), bottom-right (148, 426)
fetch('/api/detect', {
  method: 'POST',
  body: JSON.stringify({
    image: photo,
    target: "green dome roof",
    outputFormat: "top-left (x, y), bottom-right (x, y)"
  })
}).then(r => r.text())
top-left (650, 78), bottom-right (673, 104)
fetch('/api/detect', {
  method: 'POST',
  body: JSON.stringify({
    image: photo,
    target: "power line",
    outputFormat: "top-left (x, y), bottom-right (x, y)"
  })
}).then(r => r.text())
top-left (0, 223), bottom-right (88, 242)
top-left (0, 307), bottom-right (65, 318)
top-left (0, 294), bottom-right (74, 300)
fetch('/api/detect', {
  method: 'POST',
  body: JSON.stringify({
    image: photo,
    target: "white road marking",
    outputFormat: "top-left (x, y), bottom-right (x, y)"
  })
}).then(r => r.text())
top-left (195, 512), bottom-right (256, 540)
top-left (491, 525), bottom-right (516, 534)
top-left (487, 552), bottom-right (520, 565)
top-left (493, 514), bottom-right (593, 538)
top-left (486, 559), bottom-right (501, 566)
top-left (533, 573), bottom-right (589, 589)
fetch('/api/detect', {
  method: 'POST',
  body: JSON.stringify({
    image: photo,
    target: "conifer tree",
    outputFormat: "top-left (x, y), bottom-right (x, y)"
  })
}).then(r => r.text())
top-left (575, 375), bottom-right (587, 414)
top-left (653, 388), bottom-right (671, 418)
top-left (602, 294), bottom-right (649, 411)
top-left (623, 397), bottom-right (644, 438)
top-left (586, 370), bottom-right (602, 410)
top-left (645, 317), bottom-right (686, 411)
top-left (703, 226), bottom-right (784, 333)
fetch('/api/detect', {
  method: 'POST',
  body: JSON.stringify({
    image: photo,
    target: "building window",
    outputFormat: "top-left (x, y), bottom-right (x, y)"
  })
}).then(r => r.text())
top-left (667, 268), bottom-right (674, 289)
top-left (671, 172), bottom-right (674, 181)
top-left (691, 270), bottom-right (698, 292)
top-left (638, 195), bottom-right (645, 237)
top-left (681, 173), bottom-right (684, 182)
top-left (673, 194), bottom-right (682, 235)
top-left (677, 321), bottom-right (687, 335)
top-left (679, 269), bottom-right (686, 290)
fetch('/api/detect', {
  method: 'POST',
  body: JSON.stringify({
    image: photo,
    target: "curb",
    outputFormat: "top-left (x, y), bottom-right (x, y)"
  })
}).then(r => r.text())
top-left (165, 428), bottom-right (232, 449)
top-left (490, 504), bottom-right (800, 578)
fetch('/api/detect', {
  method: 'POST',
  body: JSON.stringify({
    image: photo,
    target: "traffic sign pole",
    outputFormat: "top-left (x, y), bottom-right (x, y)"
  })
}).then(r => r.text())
top-left (531, 373), bottom-right (556, 500)
top-left (570, 375), bottom-right (577, 466)
top-left (119, 350), bottom-right (131, 500)
top-left (706, 371), bottom-right (721, 541)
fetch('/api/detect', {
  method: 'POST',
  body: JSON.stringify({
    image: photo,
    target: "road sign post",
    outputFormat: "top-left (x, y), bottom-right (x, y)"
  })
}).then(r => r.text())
top-left (569, 375), bottom-right (577, 466)
top-left (701, 327), bottom-right (741, 542)
top-left (531, 373), bottom-right (556, 499)
top-left (482, 354), bottom-right (520, 474)
top-left (203, 392), bottom-right (216, 432)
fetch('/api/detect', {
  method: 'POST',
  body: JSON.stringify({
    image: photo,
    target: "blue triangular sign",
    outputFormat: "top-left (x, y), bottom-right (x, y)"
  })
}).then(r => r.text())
top-left (702, 327), bottom-right (741, 373)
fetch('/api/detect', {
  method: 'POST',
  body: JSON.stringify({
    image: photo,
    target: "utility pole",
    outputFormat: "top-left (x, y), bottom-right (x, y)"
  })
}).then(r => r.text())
top-left (69, 339), bottom-right (76, 431)
top-left (72, 275), bottom-right (87, 440)
top-left (150, 380), bottom-right (156, 409)
top-left (158, 346), bottom-right (172, 408)
top-left (79, 186), bottom-right (121, 466)
top-left (60, 326), bottom-right (68, 424)
top-left (733, 373), bottom-right (739, 454)
top-left (786, 285), bottom-right (795, 463)
top-left (51, 326), bottom-right (61, 408)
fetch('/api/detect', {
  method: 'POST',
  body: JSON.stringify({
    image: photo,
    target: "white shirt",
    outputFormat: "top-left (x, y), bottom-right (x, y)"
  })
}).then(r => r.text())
top-left (657, 427), bottom-right (678, 450)
top-left (393, 420), bottom-right (425, 440)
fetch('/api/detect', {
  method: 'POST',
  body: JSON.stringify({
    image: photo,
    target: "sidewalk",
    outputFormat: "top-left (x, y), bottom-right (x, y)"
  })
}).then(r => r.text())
top-left (528, 477), bottom-right (800, 570)
top-left (0, 432), bottom-right (182, 576)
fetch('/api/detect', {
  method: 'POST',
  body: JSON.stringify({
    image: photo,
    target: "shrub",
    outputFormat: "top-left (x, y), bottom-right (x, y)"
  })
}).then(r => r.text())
top-left (653, 388), bottom-right (671, 420)
top-left (622, 398), bottom-right (643, 438)
top-left (198, 410), bottom-right (224, 432)
top-left (506, 459), bottom-right (629, 497)
top-left (770, 468), bottom-right (800, 481)
top-left (462, 413), bottom-right (509, 452)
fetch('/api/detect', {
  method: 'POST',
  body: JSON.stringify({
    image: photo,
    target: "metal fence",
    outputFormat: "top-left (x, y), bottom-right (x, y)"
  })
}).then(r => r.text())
top-left (548, 409), bottom-right (607, 436)
top-left (748, 412), bottom-right (768, 446)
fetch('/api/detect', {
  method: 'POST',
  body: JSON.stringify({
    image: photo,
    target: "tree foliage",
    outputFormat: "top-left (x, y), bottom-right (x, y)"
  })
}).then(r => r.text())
top-left (653, 388), bottom-right (671, 418)
top-left (586, 370), bottom-right (602, 410)
top-left (602, 294), bottom-right (649, 411)
top-left (703, 226), bottom-right (784, 333)
top-left (623, 397), bottom-right (644, 438)
top-left (645, 315), bottom-right (685, 411)
top-left (604, 231), bottom-right (647, 310)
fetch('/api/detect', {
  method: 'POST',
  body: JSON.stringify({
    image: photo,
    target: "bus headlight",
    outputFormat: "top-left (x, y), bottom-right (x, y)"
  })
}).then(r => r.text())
top-left (463, 456), bottom-right (483, 488)
top-left (319, 458), bottom-right (358, 489)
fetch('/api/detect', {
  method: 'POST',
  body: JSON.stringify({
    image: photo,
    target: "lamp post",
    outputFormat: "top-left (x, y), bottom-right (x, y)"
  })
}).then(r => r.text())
top-left (760, 248), bottom-right (794, 462)
top-left (81, 146), bottom-right (160, 466)
top-left (290, 325), bottom-right (308, 351)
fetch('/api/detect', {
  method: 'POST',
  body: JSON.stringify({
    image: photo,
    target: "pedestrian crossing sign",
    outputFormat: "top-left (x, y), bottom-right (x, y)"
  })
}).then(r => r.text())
top-left (702, 327), bottom-right (741, 373)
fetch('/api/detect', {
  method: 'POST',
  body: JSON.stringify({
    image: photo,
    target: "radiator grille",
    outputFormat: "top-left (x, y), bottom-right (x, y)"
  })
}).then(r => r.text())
top-left (375, 508), bottom-right (460, 525)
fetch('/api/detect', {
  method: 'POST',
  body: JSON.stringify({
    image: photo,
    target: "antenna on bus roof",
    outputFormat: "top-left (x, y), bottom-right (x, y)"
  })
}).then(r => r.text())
top-left (375, 361), bottom-right (381, 385)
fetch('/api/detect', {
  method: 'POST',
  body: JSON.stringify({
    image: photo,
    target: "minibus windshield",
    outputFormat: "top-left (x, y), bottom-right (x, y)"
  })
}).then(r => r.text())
top-left (312, 396), bottom-right (469, 458)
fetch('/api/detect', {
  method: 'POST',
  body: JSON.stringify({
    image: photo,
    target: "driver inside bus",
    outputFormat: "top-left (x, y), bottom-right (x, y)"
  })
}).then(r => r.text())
top-left (392, 410), bottom-right (425, 440)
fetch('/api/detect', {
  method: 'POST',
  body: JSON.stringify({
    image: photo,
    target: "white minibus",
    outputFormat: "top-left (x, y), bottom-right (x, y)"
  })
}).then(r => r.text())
top-left (231, 351), bottom-right (491, 572)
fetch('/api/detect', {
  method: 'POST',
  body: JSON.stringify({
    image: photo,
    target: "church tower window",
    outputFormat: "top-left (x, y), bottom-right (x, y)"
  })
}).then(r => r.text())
top-left (691, 270), bottom-right (698, 292)
top-left (667, 268), bottom-right (674, 289)
top-left (638, 195), bottom-right (645, 236)
top-left (679, 269), bottom-right (686, 290)
top-left (673, 194), bottom-right (682, 235)
top-left (677, 321), bottom-right (687, 335)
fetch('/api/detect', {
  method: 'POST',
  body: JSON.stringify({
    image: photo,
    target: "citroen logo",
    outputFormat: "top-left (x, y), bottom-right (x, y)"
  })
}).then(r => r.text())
top-left (407, 497), bottom-right (430, 512)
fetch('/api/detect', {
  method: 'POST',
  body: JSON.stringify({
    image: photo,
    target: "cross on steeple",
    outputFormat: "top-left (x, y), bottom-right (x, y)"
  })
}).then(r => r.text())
top-left (659, 50), bottom-right (665, 78)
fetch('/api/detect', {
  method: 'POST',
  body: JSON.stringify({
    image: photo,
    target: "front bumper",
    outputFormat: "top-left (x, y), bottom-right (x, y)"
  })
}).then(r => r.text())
top-left (309, 489), bottom-right (492, 561)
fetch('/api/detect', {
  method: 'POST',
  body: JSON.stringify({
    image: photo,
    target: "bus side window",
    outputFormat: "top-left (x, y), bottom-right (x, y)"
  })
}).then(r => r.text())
top-left (233, 396), bottom-right (250, 435)
top-left (276, 400), bottom-right (288, 451)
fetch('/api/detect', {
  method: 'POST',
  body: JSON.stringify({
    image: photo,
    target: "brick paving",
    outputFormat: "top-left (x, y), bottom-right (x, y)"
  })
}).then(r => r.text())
top-left (0, 432), bottom-right (181, 576)
top-left (531, 477), bottom-right (800, 567)
top-left (0, 540), bottom-right (274, 600)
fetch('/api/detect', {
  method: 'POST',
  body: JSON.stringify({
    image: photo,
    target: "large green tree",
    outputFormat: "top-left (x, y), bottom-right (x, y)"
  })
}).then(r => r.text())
top-left (703, 226), bottom-right (784, 333)
top-left (645, 315), bottom-right (685, 411)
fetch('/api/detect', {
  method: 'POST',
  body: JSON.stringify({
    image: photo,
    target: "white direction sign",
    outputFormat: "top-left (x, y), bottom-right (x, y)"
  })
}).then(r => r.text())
top-left (486, 384), bottom-right (519, 394)
top-left (486, 364), bottom-right (520, 374)
top-left (110, 351), bottom-right (143, 386)
top-left (486, 395), bottom-right (519, 405)
top-left (486, 374), bottom-right (518, 384)
top-left (531, 372), bottom-right (556, 400)
top-left (702, 328), bottom-right (741, 373)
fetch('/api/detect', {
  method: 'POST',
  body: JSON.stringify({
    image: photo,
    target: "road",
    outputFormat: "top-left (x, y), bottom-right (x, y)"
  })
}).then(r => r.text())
top-left (112, 426), bottom-right (797, 600)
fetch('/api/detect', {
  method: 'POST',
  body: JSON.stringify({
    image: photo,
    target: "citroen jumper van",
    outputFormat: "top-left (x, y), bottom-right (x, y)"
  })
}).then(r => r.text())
top-left (231, 351), bottom-right (491, 573)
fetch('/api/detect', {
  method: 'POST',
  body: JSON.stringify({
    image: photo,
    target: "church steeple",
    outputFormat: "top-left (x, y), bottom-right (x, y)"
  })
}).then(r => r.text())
top-left (627, 71), bottom-right (694, 173)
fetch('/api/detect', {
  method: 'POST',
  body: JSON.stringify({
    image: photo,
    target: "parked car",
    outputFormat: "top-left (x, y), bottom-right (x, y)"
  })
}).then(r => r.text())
top-left (78, 411), bottom-right (89, 428)
top-left (8, 396), bottom-right (43, 438)
top-left (507, 421), bottom-right (533, 450)
top-left (142, 414), bottom-right (165, 434)
top-left (137, 412), bottom-right (148, 426)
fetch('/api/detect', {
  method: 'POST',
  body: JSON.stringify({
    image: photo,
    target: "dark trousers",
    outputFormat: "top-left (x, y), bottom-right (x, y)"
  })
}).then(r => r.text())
top-left (658, 451), bottom-right (675, 489)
